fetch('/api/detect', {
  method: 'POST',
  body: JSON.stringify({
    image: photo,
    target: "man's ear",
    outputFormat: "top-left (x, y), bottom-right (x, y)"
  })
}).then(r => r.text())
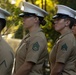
top-left (35, 17), bottom-right (39, 21)
top-left (34, 17), bottom-right (39, 23)
top-left (65, 19), bottom-right (70, 26)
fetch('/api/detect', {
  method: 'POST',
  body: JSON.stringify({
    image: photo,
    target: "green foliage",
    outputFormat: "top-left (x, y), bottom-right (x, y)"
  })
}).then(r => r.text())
top-left (0, 0), bottom-right (60, 51)
top-left (14, 25), bottom-right (23, 39)
top-left (57, 0), bottom-right (76, 10)
top-left (0, 0), bottom-right (23, 35)
top-left (2, 0), bottom-right (76, 51)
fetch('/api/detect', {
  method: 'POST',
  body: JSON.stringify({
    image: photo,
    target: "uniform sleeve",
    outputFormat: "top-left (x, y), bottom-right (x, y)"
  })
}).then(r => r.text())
top-left (25, 36), bottom-right (46, 63)
top-left (56, 38), bottom-right (74, 63)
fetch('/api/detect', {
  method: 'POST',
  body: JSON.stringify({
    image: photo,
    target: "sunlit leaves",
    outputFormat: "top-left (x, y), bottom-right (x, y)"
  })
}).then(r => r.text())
top-left (0, 0), bottom-right (59, 52)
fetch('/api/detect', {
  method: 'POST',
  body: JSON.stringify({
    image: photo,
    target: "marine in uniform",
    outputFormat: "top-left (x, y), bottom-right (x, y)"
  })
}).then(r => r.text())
top-left (0, 8), bottom-right (14, 75)
top-left (49, 5), bottom-right (76, 75)
top-left (13, 2), bottom-right (48, 75)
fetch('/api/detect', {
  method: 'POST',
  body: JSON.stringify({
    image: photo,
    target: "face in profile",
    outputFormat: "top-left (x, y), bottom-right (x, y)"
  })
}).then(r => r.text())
top-left (53, 18), bottom-right (67, 32)
top-left (23, 16), bottom-right (36, 29)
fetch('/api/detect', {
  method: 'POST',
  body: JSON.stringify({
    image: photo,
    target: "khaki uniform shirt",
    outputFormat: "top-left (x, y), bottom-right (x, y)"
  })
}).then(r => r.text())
top-left (14, 28), bottom-right (48, 75)
top-left (49, 30), bottom-right (76, 75)
top-left (0, 36), bottom-right (14, 75)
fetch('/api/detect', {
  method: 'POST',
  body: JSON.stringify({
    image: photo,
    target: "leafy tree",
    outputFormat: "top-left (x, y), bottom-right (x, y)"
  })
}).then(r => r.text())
top-left (0, 0), bottom-right (21, 35)
top-left (57, 0), bottom-right (76, 10)
top-left (0, 0), bottom-right (60, 51)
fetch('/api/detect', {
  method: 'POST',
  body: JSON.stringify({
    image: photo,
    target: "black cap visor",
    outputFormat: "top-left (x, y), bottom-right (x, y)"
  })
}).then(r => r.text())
top-left (53, 13), bottom-right (70, 19)
top-left (19, 12), bottom-right (37, 17)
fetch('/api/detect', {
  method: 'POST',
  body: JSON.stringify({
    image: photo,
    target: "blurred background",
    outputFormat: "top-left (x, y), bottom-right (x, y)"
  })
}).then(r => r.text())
top-left (1, 0), bottom-right (76, 75)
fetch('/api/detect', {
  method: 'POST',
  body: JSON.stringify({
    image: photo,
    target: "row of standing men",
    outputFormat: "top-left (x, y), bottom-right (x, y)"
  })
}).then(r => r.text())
top-left (0, 1), bottom-right (76, 75)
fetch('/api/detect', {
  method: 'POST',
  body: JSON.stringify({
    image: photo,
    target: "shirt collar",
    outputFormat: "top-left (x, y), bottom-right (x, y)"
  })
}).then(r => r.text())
top-left (59, 30), bottom-right (72, 39)
top-left (29, 28), bottom-right (42, 37)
